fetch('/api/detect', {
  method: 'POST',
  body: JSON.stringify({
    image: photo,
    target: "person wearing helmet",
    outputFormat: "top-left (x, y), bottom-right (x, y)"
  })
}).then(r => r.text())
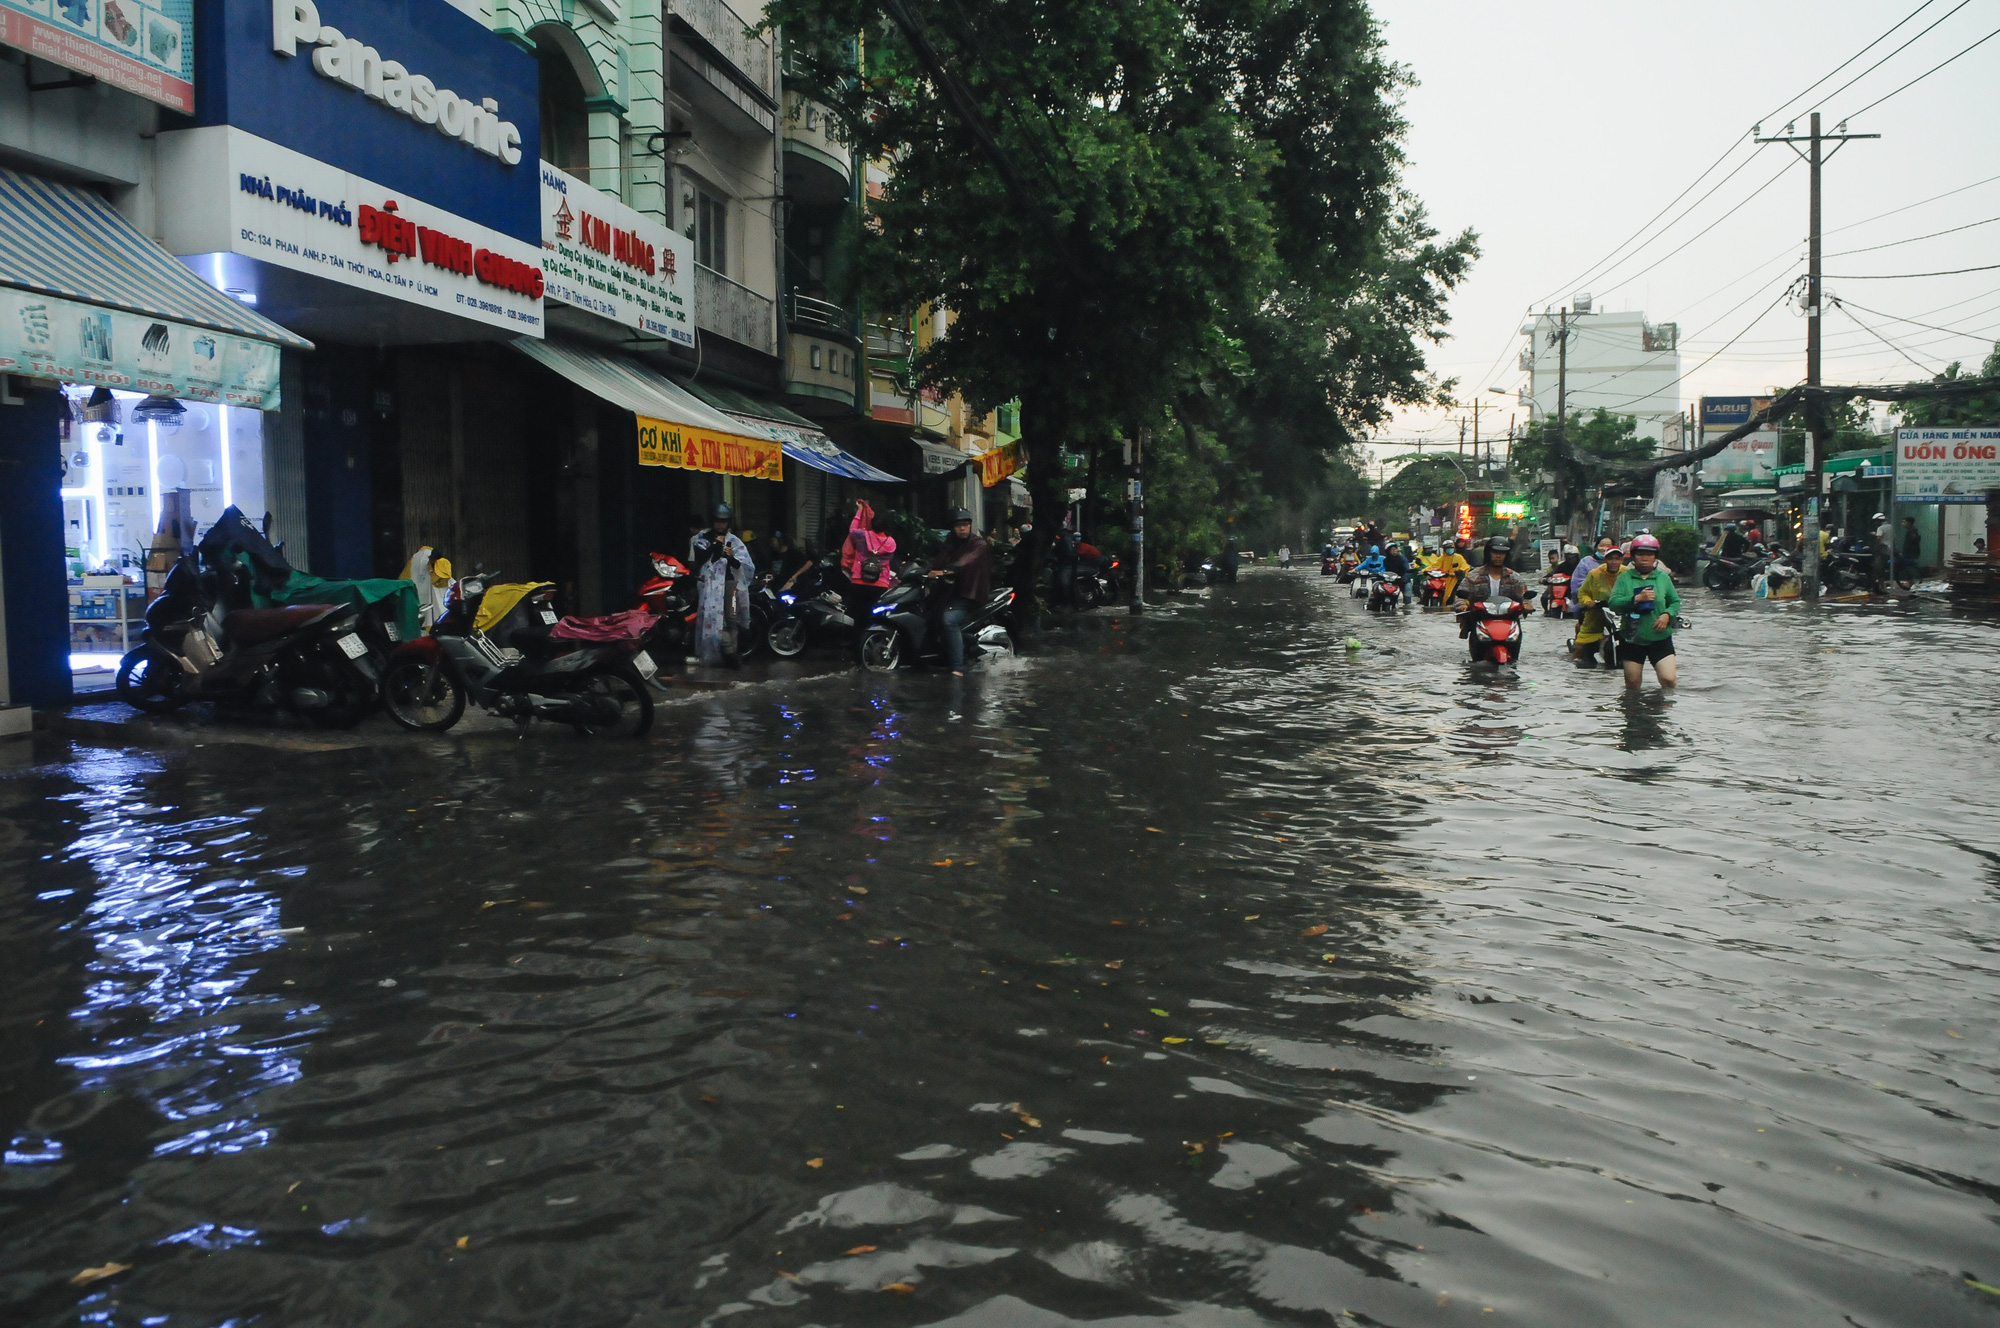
top-left (691, 503), bottom-right (755, 667)
top-left (1355, 544), bottom-right (1387, 577)
top-left (1716, 522), bottom-right (1749, 561)
top-left (928, 508), bottom-right (992, 675)
top-left (1608, 533), bottom-right (1681, 687)
top-left (1449, 538), bottom-right (1528, 636)
top-left (1427, 539), bottom-right (1471, 605)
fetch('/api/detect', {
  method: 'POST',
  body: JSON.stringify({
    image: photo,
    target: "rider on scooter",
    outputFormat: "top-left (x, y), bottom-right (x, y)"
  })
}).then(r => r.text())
top-left (1449, 538), bottom-right (1529, 635)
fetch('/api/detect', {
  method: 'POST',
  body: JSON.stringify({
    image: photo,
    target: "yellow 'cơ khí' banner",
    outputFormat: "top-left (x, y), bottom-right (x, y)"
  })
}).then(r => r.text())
top-left (637, 415), bottom-right (785, 481)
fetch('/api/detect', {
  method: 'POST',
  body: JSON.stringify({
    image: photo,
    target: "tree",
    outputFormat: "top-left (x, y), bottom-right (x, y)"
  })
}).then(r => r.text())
top-left (1512, 409), bottom-right (1652, 482)
top-left (1370, 455), bottom-right (1463, 523)
top-left (774, 0), bottom-right (1473, 608)
top-left (1896, 342), bottom-right (2000, 428)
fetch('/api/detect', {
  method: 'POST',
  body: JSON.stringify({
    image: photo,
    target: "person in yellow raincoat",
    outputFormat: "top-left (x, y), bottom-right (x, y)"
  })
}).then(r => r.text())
top-left (1570, 544), bottom-right (1624, 667)
top-left (1427, 539), bottom-right (1471, 605)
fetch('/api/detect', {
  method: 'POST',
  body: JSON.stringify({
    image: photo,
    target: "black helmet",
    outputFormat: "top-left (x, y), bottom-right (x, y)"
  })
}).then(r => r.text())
top-left (1484, 537), bottom-right (1511, 557)
top-left (711, 503), bottom-right (733, 521)
top-left (949, 508), bottom-right (974, 524)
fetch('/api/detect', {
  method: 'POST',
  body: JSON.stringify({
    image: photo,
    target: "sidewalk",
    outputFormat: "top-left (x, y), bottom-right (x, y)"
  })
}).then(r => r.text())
top-left (34, 653), bottom-right (859, 753)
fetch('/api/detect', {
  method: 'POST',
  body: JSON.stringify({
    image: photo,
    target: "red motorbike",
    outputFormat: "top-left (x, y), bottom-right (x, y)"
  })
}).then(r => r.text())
top-left (1540, 571), bottom-right (1570, 616)
top-left (1463, 598), bottom-right (1528, 669)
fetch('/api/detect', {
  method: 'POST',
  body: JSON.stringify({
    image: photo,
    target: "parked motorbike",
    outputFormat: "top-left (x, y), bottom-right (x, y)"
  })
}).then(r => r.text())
top-left (1821, 548), bottom-right (1872, 593)
top-left (859, 567), bottom-right (1017, 672)
top-left (1540, 571), bottom-right (1571, 616)
top-left (1702, 550), bottom-right (1771, 592)
top-left (1367, 574), bottom-right (1403, 613)
top-left (1462, 598), bottom-right (1528, 669)
top-left (115, 551), bottom-right (380, 727)
top-left (1075, 557), bottom-right (1122, 608)
top-left (378, 572), bottom-right (654, 736)
top-left (764, 561), bottom-right (860, 657)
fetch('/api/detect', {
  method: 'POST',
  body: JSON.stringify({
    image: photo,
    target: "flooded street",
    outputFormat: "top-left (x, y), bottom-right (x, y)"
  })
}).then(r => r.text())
top-left (3, 569), bottom-right (1997, 1328)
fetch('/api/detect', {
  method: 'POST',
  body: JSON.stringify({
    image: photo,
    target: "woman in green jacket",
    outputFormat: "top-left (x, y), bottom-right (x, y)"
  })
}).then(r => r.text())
top-left (1607, 533), bottom-right (1682, 688)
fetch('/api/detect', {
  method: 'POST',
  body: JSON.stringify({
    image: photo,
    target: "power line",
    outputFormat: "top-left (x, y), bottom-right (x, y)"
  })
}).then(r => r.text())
top-left (1830, 297), bottom-right (1935, 375)
top-left (1592, 281), bottom-right (1804, 413)
top-left (1597, 157), bottom-right (1798, 298)
top-left (1826, 170), bottom-right (2000, 235)
top-left (1844, 23), bottom-right (2000, 120)
top-left (1825, 213), bottom-right (2000, 258)
top-left (1768, 0), bottom-right (1941, 121)
top-left (1826, 263), bottom-right (2000, 279)
top-left (1832, 295), bottom-right (2000, 341)
top-left (1808, 0), bottom-right (1971, 113)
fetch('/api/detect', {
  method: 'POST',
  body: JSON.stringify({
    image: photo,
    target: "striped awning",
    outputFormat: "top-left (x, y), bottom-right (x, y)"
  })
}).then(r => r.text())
top-left (0, 166), bottom-right (309, 350)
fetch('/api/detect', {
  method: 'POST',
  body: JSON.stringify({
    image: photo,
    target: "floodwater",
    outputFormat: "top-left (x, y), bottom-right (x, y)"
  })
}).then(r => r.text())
top-left (3, 570), bottom-right (1997, 1328)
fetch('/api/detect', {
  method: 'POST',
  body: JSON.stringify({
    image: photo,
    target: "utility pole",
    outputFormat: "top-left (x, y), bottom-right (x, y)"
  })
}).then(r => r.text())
top-left (1471, 397), bottom-right (1481, 479)
top-left (1758, 111), bottom-right (1878, 602)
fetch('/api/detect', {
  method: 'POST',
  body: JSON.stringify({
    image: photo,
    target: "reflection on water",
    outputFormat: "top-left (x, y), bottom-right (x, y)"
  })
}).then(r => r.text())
top-left (2, 575), bottom-right (1997, 1327)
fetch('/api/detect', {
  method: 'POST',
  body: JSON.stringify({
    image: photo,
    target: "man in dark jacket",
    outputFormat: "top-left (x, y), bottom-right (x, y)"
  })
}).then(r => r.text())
top-left (929, 509), bottom-right (993, 674)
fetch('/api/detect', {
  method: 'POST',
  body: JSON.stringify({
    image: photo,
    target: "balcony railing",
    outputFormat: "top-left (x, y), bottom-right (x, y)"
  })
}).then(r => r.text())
top-left (669, 0), bottom-right (773, 99)
top-left (695, 264), bottom-right (775, 355)
top-left (785, 289), bottom-right (852, 336)
top-left (866, 322), bottom-right (911, 365)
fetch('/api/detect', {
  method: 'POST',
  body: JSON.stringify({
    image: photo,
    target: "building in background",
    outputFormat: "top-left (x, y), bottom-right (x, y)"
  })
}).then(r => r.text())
top-left (1522, 309), bottom-right (1681, 443)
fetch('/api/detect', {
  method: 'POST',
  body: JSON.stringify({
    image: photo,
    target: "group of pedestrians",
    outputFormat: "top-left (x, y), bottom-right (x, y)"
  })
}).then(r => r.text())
top-left (1554, 535), bottom-right (1680, 687)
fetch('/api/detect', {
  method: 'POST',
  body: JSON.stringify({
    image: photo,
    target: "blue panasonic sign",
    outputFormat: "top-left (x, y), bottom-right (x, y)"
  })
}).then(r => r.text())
top-left (191, 0), bottom-right (541, 244)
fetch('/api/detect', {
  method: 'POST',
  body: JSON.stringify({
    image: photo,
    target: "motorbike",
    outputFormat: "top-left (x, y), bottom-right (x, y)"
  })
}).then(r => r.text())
top-left (1420, 567), bottom-right (1448, 608)
top-left (1702, 551), bottom-right (1769, 591)
top-left (1570, 598), bottom-right (1620, 668)
top-left (859, 567), bottom-right (1017, 672)
top-left (1540, 571), bottom-right (1571, 616)
top-left (1367, 574), bottom-right (1404, 613)
top-left (1075, 557), bottom-right (1123, 608)
top-left (115, 549), bottom-right (380, 727)
top-left (1350, 570), bottom-right (1377, 600)
top-left (1462, 598), bottom-right (1528, 669)
top-left (1821, 548), bottom-right (1872, 593)
top-left (1320, 552), bottom-right (1340, 577)
top-left (764, 561), bottom-right (860, 657)
top-left (1336, 552), bottom-right (1360, 583)
top-left (378, 572), bottom-right (654, 736)
top-left (633, 551), bottom-right (699, 661)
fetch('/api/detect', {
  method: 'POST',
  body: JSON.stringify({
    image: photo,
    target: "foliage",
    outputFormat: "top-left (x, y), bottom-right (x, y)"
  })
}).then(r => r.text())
top-left (1144, 418), bottom-right (1229, 573)
top-left (772, 0), bottom-right (1475, 591)
top-left (1370, 455), bottom-right (1464, 522)
top-left (1648, 522), bottom-right (1700, 577)
top-left (1894, 343), bottom-right (2000, 428)
top-left (1512, 409), bottom-right (1653, 482)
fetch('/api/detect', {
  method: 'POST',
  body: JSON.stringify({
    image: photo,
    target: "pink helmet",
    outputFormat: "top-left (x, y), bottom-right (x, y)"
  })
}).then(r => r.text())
top-left (1630, 533), bottom-right (1661, 552)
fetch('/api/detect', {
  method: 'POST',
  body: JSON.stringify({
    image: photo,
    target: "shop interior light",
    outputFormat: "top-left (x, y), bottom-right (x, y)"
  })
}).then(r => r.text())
top-left (148, 418), bottom-right (163, 537)
top-left (132, 395), bottom-right (186, 434)
top-left (217, 403), bottom-right (233, 510)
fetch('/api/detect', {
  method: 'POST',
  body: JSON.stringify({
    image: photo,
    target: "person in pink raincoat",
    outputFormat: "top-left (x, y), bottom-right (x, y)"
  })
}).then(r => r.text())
top-left (840, 500), bottom-right (897, 617)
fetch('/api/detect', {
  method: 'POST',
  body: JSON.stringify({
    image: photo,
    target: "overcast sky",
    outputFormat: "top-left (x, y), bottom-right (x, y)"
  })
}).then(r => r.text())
top-left (1367, 0), bottom-right (1999, 461)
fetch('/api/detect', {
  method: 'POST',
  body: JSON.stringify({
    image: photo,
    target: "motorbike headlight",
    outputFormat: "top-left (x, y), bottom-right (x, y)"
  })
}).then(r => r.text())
top-left (780, 593), bottom-right (796, 604)
top-left (871, 603), bottom-right (893, 615)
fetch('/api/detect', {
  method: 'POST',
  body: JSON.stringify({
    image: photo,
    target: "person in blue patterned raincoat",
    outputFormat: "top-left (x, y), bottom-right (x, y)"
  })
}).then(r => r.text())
top-left (689, 504), bottom-right (755, 667)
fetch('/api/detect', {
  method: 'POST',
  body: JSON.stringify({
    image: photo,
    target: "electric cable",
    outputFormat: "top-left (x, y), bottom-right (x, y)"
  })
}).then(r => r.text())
top-left (1825, 171), bottom-right (2000, 235)
top-left (1824, 213), bottom-right (2000, 258)
top-left (1825, 263), bottom-right (2000, 279)
top-left (1589, 279), bottom-right (1804, 413)
top-left (1764, 0), bottom-right (1941, 122)
top-left (1807, 0), bottom-right (1971, 114)
top-left (1831, 295), bottom-right (2000, 341)
top-left (1596, 157), bottom-right (1798, 299)
top-left (1830, 297), bottom-right (1936, 375)
top-left (1842, 22), bottom-right (2000, 120)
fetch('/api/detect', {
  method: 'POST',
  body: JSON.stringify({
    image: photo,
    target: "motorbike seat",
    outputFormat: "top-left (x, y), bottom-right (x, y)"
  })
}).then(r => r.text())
top-left (223, 604), bottom-right (342, 644)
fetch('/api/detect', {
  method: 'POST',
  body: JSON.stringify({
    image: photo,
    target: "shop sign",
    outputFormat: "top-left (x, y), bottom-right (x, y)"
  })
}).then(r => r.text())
top-left (157, 125), bottom-right (544, 335)
top-left (539, 163), bottom-right (693, 347)
top-left (636, 415), bottom-right (784, 481)
top-left (192, 0), bottom-right (540, 244)
top-left (1653, 465), bottom-right (1695, 517)
top-left (1895, 427), bottom-right (2000, 503)
top-left (0, 0), bottom-right (192, 113)
top-left (0, 287), bottom-right (280, 407)
top-left (1700, 430), bottom-right (1776, 485)
top-left (975, 439), bottom-right (1022, 488)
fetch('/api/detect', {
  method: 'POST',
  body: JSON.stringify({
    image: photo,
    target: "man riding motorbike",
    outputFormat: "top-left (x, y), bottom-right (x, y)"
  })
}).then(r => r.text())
top-left (928, 509), bottom-right (993, 676)
top-left (1427, 539), bottom-right (1471, 606)
top-left (1449, 537), bottom-right (1529, 636)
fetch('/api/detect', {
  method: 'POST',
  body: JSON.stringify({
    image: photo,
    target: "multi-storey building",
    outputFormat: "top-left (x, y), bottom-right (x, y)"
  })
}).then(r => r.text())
top-left (1520, 309), bottom-right (1681, 444)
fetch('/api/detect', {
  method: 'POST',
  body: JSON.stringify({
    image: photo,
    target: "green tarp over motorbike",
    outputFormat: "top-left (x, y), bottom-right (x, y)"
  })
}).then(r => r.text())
top-left (242, 562), bottom-right (422, 643)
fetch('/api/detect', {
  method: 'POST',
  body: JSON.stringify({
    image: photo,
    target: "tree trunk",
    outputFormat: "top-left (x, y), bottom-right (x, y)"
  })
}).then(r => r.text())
top-left (1015, 386), bottom-right (1071, 638)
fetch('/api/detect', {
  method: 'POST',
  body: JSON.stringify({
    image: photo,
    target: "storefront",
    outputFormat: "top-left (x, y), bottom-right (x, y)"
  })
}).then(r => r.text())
top-left (0, 166), bottom-right (308, 704)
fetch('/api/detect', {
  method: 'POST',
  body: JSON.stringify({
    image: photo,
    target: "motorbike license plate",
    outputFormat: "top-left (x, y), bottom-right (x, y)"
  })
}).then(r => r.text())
top-left (633, 651), bottom-right (658, 680)
top-left (336, 633), bottom-right (367, 659)
top-left (541, 610), bottom-right (558, 625)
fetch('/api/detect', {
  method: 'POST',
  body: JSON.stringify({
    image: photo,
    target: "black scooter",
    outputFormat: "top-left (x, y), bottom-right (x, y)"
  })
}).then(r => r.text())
top-left (859, 567), bottom-right (1016, 671)
top-left (763, 560), bottom-right (860, 657)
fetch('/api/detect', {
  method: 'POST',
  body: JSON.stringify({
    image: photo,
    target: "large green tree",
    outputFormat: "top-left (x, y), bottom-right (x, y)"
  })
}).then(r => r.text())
top-left (776, 0), bottom-right (1473, 599)
top-left (1896, 342), bottom-right (2000, 427)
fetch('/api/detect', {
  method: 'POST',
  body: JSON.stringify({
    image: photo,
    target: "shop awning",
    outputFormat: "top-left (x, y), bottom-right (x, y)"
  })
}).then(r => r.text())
top-left (514, 338), bottom-right (785, 481)
top-left (678, 378), bottom-right (903, 485)
top-left (1771, 451), bottom-right (1888, 477)
top-left (0, 166), bottom-right (310, 407)
top-left (917, 441), bottom-right (973, 475)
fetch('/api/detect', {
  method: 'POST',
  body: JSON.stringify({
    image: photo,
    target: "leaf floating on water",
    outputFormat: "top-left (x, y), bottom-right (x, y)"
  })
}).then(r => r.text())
top-left (932, 860), bottom-right (954, 867)
top-left (1322, 954), bottom-right (1339, 963)
top-left (1961, 1273), bottom-right (2000, 1297)
top-left (835, 913), bottom-right (854, 921)
top-left (455, 1236), bottom-right (470, 1249)
top-left (1302, 925), bottom-right (1329, 937)
top-left (1163, 1036), bottom-right (1188, 1044)
top-left (546, 1196), bottom-right (577, 1206)
top-left (1244, 914), bottom-right (1261, 921)
top-left (806, 1157), bottom-right (825, 1169)
top-left (1104, 961), bottom-right (1123, 969)
top-left (851, 887), bottom-right (868, 895)
top-left (71, 1264), bottom-right (131, 1286)
top-left (882, 1282), bottom-right (916, 1294)
top-left (845, 1245), bottom-right (877, 1256)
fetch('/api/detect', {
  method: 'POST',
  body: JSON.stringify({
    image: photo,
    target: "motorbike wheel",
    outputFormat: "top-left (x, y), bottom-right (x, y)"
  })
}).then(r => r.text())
top-left (976, 628), bottom-right (1016, 665)
top-left (767, 617), bottom-right (809, 657)
top-left (859, 627), bottom-right (903, 673)
top-left (380, 658), bottom-right (467, 732)
top-left (309, 677), bottom-right (379, 729)
top-left (569, 665), bottom-right (653, 738)
top-left (116, 645), bottom-right (187, 713)
top-left (1702, 563), bottom-right (1731, 591)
